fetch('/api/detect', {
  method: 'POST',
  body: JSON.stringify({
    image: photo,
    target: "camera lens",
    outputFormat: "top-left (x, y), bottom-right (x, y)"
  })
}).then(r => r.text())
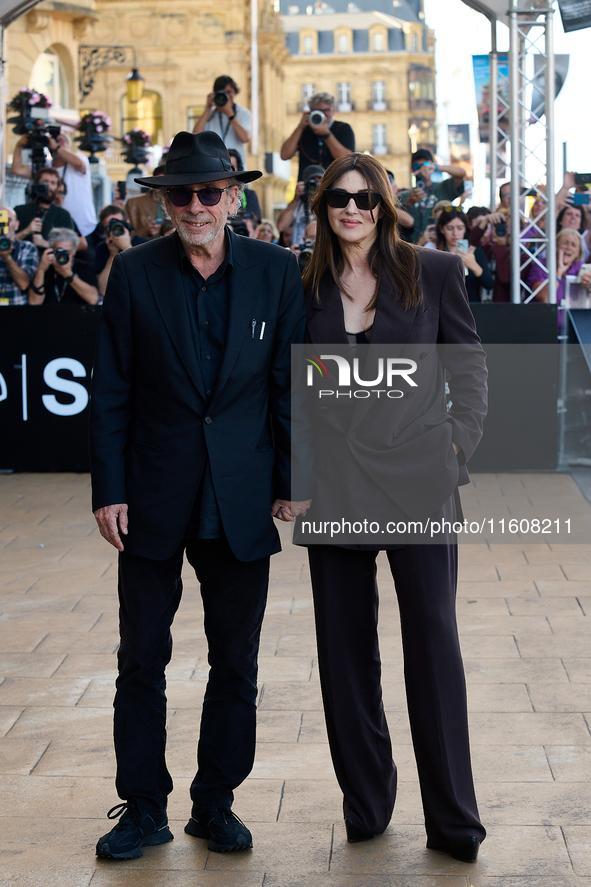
top-left (108, 220), bottom-right (126, 237)
top-left (214, 91), bottom-right (229, 107)
top-left (55, 248), bottom-right (70, 265)
top-left (309, 110), bottom-right (326, 127)
top-left (0, 235), bottom-right (11, 251)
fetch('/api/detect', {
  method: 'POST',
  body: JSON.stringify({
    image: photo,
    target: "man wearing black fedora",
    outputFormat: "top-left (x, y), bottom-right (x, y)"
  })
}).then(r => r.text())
top-left (90, 131), bottom-right (308, 859)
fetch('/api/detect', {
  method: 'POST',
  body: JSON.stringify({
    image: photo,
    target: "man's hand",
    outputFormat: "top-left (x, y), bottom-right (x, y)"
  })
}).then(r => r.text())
top-left (406, 187), bottom-right (427, 206)
top-left (309, 118), bottom-right (330, 137)
top-left (54, 250), bottom-right (74, 278)
top-left (271, 499), bottom-right (312, 521)
top-left (107, 227), bottom-right (132, 253)
top-left (94, 503), bottom-right (129, 551)
top-left (39, 248), bottom-right (55, 273)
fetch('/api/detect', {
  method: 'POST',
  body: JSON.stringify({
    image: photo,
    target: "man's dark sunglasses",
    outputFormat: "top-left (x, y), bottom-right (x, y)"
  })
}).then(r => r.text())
top-left (166, 186), bottom-right (228, 207)
top-left (324, 189), bottom-right (382, 210)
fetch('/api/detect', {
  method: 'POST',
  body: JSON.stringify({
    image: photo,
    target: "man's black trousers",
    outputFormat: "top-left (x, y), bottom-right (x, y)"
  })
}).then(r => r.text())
top-left (114, 537), bottom-right (269, 813)
top-left (308, 543), bottom-right (486, 846)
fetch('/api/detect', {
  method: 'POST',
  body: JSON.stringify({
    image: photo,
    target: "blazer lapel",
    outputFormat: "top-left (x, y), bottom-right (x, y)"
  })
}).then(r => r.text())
top-left (146, 232), bottom-right (207, 401)
top-left (212, 230), bottom-right (262, 402)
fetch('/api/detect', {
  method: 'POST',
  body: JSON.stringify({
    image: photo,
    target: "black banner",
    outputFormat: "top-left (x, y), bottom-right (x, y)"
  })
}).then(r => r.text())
top-left (0, 306), bottom-right (100, 471)
top-left (557, 0), bottom-right (591, 33)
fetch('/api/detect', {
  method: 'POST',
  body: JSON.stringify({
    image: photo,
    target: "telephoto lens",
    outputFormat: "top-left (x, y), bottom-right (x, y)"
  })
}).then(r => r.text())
top-left (0, 235), bottom-right (11, 251)
top-left (214, 91), bottom-right (228, 107)
top-left (54, 248), bottom-right (70, 265)
top-left (107, 219), bottom-right (127, 237)
top-left (308, 109), bottom-right (326, 127)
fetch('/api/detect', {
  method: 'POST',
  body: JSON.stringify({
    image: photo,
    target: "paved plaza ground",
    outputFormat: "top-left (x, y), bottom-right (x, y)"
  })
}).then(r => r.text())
top-left (1, 470), bottom-right (591, 887)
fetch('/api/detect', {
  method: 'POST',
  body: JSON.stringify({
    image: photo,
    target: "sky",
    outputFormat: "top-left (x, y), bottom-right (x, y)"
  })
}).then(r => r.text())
top-left (422, 0), bottom-right (589, 203)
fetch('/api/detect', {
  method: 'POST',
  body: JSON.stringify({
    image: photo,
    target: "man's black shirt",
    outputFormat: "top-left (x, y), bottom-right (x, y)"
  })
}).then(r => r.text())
top-left (297, 120), bottom-right (355, 180)
top-left (180, 231), bottom-right (234, 540)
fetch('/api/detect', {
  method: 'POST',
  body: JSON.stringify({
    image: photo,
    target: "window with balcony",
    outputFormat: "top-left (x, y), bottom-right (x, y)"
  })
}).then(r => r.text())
top-left (372, 32), bottom-right (385, 51)
top-left (337, 82), bottom-right (352, 112)
top-left (302, 82), bottom-right (315, 110)
top-left (408, 66), bottom-right (435, 111)
top-left (373, 123), bottom-right (387, 155)
top-left (30, 49), bottom-right (69, 111)
top-left (123, 90), bottom-right (163, 142)
top-left (372, 80), bottom-right (386, 111)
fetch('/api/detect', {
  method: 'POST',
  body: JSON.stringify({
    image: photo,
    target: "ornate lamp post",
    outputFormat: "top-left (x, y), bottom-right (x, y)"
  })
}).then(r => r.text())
top-left (78, 45), bottom-right (145, 104)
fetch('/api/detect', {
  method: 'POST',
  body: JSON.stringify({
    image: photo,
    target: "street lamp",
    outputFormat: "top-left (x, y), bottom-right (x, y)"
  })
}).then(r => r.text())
top-left (79, 45), bottom-right (144, 103)
top-left (126, 68), bottom-right (145, 104)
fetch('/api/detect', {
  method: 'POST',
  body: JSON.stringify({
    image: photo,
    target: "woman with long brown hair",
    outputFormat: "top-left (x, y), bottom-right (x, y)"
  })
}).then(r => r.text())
top-left (300, 153), bottom-right (487, 861)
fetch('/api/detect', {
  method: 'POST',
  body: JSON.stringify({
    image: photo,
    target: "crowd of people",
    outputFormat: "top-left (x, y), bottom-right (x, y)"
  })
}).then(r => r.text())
top-left (2, 74), bottom-right (590, 314)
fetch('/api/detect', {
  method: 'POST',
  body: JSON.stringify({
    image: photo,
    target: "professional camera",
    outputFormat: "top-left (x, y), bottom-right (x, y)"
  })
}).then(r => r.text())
top-left (299, 239), bottom-right (315, 260)
top-left (106, 218), bottom-right (132, 238)
top-left (54, 247), bottom-right (71, 266)
top-left (29, 181), bottom-right (54, 217)
top-left (214, 91), bottom-right (229, 107)
top-left (305, 177), bottom-right (321, 200)
top-left (0, 209), bottom-right (10, 252)
top-left (30, 182), bottom-right (51, 202)
top-left (414, 173), bottom-right (427, 190)
top-left (308, 109), bottom-right (326, 127)
top-left (228, 218), bottom-right (250, 237)
top-left (494, 221), bottom-right (507, 238)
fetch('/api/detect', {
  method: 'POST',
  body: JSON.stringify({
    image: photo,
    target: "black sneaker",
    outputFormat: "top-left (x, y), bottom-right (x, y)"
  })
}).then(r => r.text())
top-left (184, 805), bottom-right (253, 852)
top-left (96, 800), bottom-right (174, 860)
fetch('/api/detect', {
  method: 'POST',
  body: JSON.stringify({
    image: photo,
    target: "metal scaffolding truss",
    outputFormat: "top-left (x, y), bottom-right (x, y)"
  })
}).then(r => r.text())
top-left (509, 2), bottom-right (556, 304)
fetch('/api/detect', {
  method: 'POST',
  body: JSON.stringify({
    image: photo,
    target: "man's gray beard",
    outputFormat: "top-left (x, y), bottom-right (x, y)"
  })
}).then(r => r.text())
top-left (175, 217), bottom-right (224, 247)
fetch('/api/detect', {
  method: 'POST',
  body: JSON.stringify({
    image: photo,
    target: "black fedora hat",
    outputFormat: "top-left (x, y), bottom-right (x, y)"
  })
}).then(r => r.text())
top-left (135, 131), bottom-right (262, 188)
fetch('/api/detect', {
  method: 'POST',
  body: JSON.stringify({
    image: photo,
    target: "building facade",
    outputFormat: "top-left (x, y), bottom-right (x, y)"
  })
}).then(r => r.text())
top-left (4, 0), bottom-right (289, 215)
top-left (280, 0), bottom-right (435, 188)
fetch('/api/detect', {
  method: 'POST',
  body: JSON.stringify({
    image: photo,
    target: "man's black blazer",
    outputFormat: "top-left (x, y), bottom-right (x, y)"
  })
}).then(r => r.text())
top-left (304, 248), bottom-right (488, 524)
top-left (90, 229), bottom-right (306, 561)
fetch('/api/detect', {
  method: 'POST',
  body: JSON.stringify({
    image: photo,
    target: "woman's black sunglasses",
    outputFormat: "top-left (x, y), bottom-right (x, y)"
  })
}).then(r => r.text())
top-left (324, 189), bottom-right (382, 210)
top-left (166, 186), bottom-right (228, 207)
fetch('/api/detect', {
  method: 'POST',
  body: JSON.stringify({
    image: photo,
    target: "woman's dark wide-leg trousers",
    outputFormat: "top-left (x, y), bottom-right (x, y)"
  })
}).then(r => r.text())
top-left (308, 543), bottom-right (486, 846)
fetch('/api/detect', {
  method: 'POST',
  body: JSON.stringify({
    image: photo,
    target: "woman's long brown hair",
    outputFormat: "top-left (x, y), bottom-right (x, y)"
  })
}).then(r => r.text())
top-left (302, 153), bottom-right (422, 310)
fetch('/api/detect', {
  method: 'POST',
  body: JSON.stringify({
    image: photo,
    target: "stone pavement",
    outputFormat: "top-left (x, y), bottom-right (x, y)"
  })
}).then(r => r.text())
top-left (1, 471), bottom-right (591, 887)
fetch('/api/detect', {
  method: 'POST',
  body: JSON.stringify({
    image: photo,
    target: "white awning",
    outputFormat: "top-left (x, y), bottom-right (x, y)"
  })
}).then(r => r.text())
top-left (460, 0), bottom-right (550, 27)
top-left (0, 0), bottom-right (42, 27)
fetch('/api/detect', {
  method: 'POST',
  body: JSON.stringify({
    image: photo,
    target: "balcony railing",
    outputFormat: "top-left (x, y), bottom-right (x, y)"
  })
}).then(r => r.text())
top-left (366, 100), bottom-right (391, 111)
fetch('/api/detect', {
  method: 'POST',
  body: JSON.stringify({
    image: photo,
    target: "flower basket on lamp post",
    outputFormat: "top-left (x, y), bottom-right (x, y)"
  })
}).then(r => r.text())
top-left (122, 128), bottom-right (152, 175)
top-left (75, 111), bottom-right (112, 163)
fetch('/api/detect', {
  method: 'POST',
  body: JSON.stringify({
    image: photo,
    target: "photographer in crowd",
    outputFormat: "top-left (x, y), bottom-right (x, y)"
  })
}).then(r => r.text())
top-left (0, 206), bottom-right (39, 305)
top-left (94, 206), bottom-right (148, 297)
top-left (12, 131), bottom-right (97, 238)
top-left (14, 167), bottom-right (77, 250)
top-left (228, 149), bottom-right (261, 221)
top-left (28, 227), bottom-right (98, 305)
top-left (398, 149), bottom-right (466, 243)
top-left (277, 164), bottom-right (324, 248)
top-left (192, 75), bottom-right (250, 169)
top-left (125, 165), bottom-right (166, 238)
top-left (280, 92), bottom-right (354, 180)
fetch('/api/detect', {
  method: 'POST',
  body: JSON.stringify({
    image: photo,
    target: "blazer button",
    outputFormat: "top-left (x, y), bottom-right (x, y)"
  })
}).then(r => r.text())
top-left (204, 416), bottom-right (212, 425)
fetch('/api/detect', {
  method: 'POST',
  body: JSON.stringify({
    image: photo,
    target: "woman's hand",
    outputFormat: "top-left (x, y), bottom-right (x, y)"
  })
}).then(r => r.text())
top-left (457, 245), bottom-right (480, 273)
top-left (557, 248), bottom-right (569, 279)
